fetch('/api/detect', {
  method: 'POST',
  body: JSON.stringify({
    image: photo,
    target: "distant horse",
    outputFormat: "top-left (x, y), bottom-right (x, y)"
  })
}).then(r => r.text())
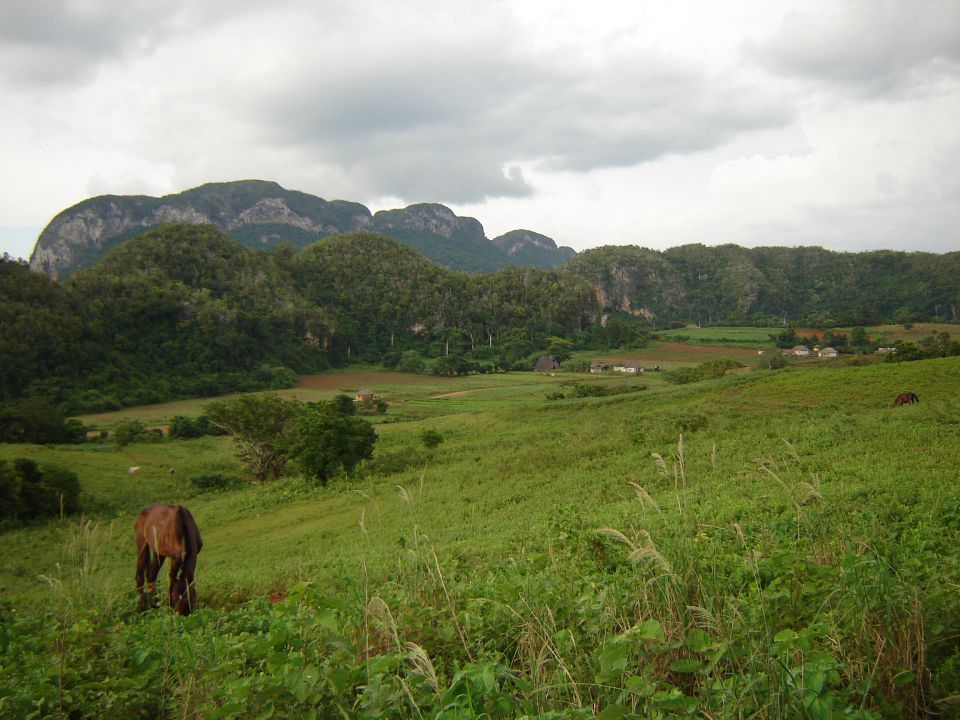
top-left (893, 392), bottom-right (919, 407)
top-left (135, 503), bottom-right (202, 615)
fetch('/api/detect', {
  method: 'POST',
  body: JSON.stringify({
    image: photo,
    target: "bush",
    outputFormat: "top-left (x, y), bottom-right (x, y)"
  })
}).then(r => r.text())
top-left (363, 446), bottom-right (425, 476)
top-left (0, 459), bottom-right (81, 525)
top-left (168, 415), bottom-right (228, 439)
top-left (113, 419), bottom-right (155, 447)
top-left (665, 359), bottom-right (744, 384)
top-left (0, 398), bottom-right (85, 444)
top-left (397, 350), bottom-right (425, 374)
top-left (418, 429), bottom-right (444, 449)
top-left (189, 473), bottom-right (243, 492)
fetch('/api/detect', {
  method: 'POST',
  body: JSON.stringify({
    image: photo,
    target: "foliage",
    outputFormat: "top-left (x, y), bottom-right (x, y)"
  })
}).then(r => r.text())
top-left (188, 473), bottom-right (244, 492)
top-left (396, 350), bottom-right (426, 374)
top-left (290, 403), bottom-right (378, 486)
top-left (168, 415), bottom-right (228, 440)
top-left (0, 458), bottom-right (80, 525)
top-left (430, 354), bottom-right (471, 377)
top-left (204, 393), bottom-right (301, 482)
top-left (418, 429), bottom-right (444, 449)
top-left (758, 352), bottom-right (786, 370)
top-left (112, 419), bottom-right (162, 448)
top-left (0, 398), bottom-right (85, 444)
top-left (664, 358), bottom-right (744, 384)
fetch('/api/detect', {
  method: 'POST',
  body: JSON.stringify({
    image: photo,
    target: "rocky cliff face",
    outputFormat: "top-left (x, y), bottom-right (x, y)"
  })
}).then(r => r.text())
top-left (491, 229), bottom-right (577, 269)
top-left (30, 181), bottom-right (373, 278)
top-left (29, 181), bottom-right (576, 278)
top-left (565, 246), bottom-right (687, 324)
top-left (371, 203), bottom-right (485, 240)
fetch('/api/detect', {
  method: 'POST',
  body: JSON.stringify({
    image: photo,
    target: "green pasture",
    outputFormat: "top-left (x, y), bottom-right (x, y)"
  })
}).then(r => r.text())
top-left (2, 357), bottom-right (959, 718)
top-left (655, 326), bottom-right (779, 346)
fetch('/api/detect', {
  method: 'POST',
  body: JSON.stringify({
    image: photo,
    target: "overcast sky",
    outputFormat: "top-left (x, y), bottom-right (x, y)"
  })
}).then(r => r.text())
top-left (1, 0), bottom-right (958, 260)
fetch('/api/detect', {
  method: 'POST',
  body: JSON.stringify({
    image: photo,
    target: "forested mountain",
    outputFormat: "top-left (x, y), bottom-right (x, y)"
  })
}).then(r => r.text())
top-left (28, 180), bottom-right (575, 278)
top-left (574, 244), bottom-right (960, 326)
top-left (5, 222), bottom-right (959, 413)
top-left (5, 225), bottom-right (604, 412)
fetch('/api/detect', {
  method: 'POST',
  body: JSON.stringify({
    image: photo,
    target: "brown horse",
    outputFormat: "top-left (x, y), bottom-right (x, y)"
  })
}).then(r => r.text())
top-left (893, 392), bottom-right (919, 407)
top-left (135, 503), bottom-right (202, 615)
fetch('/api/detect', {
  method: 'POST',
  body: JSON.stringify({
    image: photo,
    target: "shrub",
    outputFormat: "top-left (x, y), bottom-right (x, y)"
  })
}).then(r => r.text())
top-left (0, 458), bottom-right (80, 525)
top-left (665, 358), bottom-right (744, 384)
top-left (168, 415), bottom-right (228, 439)
top-left (418, 429), bottom-right (444, 449)
top-left (363, 446), bottom-right (425, 476)
top-left (397, 350), bottom-right (425, 374)
top-left (0, 398), bottom-right (85, 444)
top-left (189, 473), bottom-right (243, 492)
top-left (113, 419), bottom-right (158, 447)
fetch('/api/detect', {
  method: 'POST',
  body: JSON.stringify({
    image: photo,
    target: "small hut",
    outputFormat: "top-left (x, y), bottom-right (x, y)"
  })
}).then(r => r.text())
top-left (535, 356), bottom-right (560, 372)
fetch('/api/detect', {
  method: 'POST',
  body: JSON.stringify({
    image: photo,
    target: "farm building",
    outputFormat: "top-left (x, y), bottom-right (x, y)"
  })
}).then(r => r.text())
top-left (535, 356), bottom-right (561, 372)
top-left (354, 388), bottom-right (373, 403)
top-left (613, 363), bottom-right (644, 375)
top-left (590, 363), bottom-right (609, 373)
top-left (784, 345), bottom-right (811, 357)
top-left (819, 347), bottom-right (839, 358)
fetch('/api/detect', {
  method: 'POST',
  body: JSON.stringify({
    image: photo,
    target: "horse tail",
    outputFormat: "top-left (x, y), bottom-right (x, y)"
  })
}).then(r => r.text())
top-left (176, 505), bottom-right (202, 559)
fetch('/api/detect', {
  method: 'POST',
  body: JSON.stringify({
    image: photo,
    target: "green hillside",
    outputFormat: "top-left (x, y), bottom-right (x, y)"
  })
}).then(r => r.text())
top-left (2, 357), bottom-right (958, 717)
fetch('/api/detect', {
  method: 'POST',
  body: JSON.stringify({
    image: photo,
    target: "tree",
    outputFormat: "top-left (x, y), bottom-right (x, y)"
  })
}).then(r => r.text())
top-left (290, 403), bottom-right (377, 486)
top-left (204, 394), bottom-right (300, 482)
top-left (397, 350), bottom-right (425, 374)
top-left (545, 337), bottom-right (575, 362)
top-left (0, 458), bottom-right (80, 524)
top-left (850, 326), bottom-right (869, 352)
top-left (0, 398), bottom-right (85, 445)
top-left (431, 354), bottom-right (469, 376)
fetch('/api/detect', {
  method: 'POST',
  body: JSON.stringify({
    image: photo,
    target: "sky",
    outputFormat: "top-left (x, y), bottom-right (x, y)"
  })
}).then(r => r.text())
top-left (1, 0), bottom-right (958, 260)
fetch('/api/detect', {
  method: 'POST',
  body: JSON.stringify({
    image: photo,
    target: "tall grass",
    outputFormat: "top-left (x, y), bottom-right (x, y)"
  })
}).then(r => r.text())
top-left (1, 357), bottom-right (959, 717)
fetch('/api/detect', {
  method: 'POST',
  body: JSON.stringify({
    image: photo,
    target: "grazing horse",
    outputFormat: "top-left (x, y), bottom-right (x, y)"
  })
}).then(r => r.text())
top-left (893, 392), bottom-right (919, 407)
top-left (135, 503), bottom-right (202, 615)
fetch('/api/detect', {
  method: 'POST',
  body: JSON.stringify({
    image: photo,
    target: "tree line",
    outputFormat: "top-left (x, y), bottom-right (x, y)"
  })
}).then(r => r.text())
top-left (3, 224), bottom-right (958, 415)
top-left (1, 225), bottom-right (644, 413)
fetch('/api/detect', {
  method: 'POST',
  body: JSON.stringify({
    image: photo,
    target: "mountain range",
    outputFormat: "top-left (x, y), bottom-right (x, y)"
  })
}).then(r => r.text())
top-left (28, 180), bottom-right (575, 278)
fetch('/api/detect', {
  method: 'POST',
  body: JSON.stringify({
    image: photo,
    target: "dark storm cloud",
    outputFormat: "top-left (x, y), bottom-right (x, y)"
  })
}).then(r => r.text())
top-left (749, 1), bottom-right (960, 95)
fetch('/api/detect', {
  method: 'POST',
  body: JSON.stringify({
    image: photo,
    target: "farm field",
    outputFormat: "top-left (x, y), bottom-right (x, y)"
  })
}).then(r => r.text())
top-left (2, 354), bottom-right (959, 718)
top-left (654, 326), bottom-right (779, 347)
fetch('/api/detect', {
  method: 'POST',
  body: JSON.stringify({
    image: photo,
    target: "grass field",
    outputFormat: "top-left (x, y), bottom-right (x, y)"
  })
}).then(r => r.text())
top-left (2, 353), bottom-right (959, 719)
top-left (655, 326), bottom-right (779, 347)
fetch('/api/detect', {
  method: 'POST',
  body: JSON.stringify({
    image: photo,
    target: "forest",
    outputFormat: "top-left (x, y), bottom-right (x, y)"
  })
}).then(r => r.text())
top-left (3, 223), bottom-right (959, 414)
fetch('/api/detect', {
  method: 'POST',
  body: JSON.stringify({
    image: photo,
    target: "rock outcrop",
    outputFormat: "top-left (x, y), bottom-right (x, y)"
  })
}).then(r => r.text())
top-left (29, 180), bottom-right (576, 277)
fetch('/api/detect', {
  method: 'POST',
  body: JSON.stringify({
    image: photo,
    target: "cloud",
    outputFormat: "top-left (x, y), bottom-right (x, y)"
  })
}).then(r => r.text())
top-left (235, 6), bottom-right (792, 202)
top-left (749, 1), bottom-right (960, 96)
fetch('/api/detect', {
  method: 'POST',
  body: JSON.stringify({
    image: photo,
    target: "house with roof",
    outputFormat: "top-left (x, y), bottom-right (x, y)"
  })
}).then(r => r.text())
top-left (818, 347), bottom-right (839, 358)
top-left (613, 363), bottom-right (644, 374)
top-left (535, 355), bottom-right (560, 372)
top-left (783, 345), bottom-right (811, 357)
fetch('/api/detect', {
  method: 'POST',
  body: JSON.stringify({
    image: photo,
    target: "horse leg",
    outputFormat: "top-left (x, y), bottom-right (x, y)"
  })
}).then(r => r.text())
top-left (135, 542), bottom-right (150, 611)
top-left (145, 553), bottom-right (164, 608)
top-left (168, 557), bottom-right (182, 610)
